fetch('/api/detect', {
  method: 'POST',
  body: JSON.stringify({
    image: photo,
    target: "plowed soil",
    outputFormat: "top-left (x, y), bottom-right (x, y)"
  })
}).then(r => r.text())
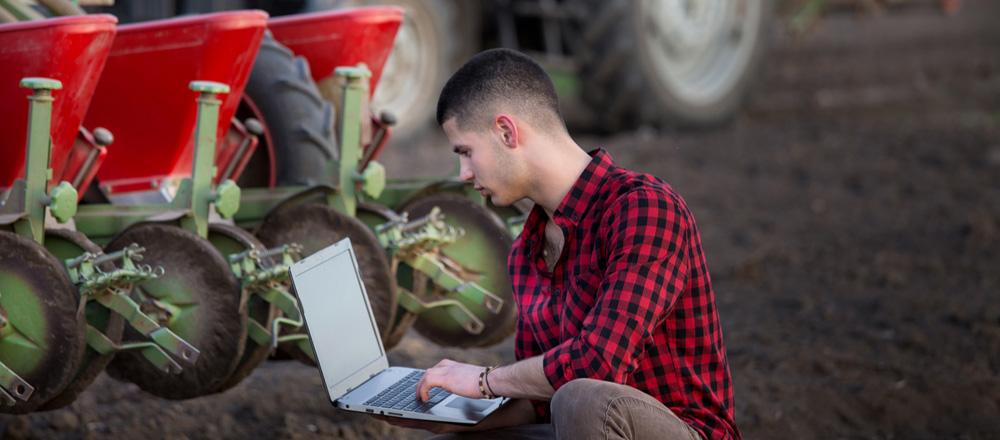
top-left (3, 1), bottom-right (998, 439)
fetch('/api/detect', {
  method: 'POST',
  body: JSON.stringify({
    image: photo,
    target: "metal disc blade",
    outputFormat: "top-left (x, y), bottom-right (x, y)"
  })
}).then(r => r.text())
top-left (105, 224), bottom-right (247, 400)
top-left (0, 231), bottom-right (86, 414)
top-left (207, 223), bottom-right (279, 393)
top-left (356, 203), bottom-right (415, 350)
top-left (38, 228), bottom-right (124, 411)
top-left (256, 203), bottom-right (397, 357)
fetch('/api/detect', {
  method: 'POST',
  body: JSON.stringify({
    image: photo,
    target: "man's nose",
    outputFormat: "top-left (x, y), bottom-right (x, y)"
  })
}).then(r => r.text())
top-left (459, 160), bottom-right (474, 183)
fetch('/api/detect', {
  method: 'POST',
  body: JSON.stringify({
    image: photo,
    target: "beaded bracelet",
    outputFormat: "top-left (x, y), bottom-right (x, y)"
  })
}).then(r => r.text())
top-left (478, 366), bottom-right (498, 399)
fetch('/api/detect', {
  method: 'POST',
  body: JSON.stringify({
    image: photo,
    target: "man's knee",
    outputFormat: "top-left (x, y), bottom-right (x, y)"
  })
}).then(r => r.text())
top-left (551, 379), bottom-right (617, 422)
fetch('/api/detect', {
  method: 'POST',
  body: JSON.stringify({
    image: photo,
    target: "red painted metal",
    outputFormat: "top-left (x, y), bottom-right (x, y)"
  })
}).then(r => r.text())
top-left (267, 6), bottom-right (403, 97)
top-left (215, 117), bottom-right (259, 185)
top-left (0, 15), bottom-right (117, 196)
top-left (86, 11), bottom-right (268, 195)
top-left (59, 127), bottom-right (109, 192)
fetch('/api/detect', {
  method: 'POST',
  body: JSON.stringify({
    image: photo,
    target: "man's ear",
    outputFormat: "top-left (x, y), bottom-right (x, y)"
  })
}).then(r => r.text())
top-left (494, 114), bottom-right (519, 148)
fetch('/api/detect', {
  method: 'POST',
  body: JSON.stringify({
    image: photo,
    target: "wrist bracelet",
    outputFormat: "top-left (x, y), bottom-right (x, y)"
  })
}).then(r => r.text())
top-left (478, 366), bottom-right (498, 399)
top-left (484, 367), bottom-right (497, 398)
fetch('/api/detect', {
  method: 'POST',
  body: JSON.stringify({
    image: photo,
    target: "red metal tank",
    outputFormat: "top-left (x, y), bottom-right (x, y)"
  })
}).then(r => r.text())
top-left (85, 11), bottom-right (267, 196)
top-left (267, 6), bottom-right (403, 97)
top-left (0, 15), bottom-right (117, 194)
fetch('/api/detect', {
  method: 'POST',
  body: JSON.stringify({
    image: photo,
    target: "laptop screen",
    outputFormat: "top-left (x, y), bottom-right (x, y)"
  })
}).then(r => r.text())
top-left (294, 244), bottom-right (385, 396)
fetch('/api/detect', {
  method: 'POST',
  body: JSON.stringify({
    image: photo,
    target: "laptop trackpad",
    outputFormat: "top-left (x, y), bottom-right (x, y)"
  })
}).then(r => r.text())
top-left (447, 398), bottom-right (494, 413)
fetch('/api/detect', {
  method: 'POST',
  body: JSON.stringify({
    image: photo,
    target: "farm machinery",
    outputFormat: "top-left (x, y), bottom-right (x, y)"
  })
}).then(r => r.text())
top-left (0, 3), bottom-right (519, 414)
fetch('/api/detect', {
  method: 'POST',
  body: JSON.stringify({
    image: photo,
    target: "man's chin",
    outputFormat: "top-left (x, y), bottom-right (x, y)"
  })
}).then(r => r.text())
top-left (488, 195), bottom-right (513, 207)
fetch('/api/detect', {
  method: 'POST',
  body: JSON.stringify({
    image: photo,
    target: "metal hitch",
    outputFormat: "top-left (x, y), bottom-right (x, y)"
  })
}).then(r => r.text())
top-left (375, 207), bottom-right (505, 335)
top-left (65, 243), bottom-right (200, 372)
top-left (227, 242), bottom-right (307, 351)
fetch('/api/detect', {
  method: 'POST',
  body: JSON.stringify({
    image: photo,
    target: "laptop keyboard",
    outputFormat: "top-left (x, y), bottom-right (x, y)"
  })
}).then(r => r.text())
top-left (364, 370), bottom-right (452, 413)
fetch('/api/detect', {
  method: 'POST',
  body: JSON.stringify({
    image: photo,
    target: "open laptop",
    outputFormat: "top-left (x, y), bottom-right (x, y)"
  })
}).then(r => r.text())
top-left (290, 238), bottom-right (507, 424)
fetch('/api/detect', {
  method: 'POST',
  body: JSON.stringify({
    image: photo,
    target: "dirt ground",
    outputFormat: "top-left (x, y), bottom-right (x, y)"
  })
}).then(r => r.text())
top-left (3, 1), bottom-right (999, 439)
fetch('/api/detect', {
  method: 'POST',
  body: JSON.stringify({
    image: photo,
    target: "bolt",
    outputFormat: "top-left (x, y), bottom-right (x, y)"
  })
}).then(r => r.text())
top-left (93, 243), bottom-right (145, 266)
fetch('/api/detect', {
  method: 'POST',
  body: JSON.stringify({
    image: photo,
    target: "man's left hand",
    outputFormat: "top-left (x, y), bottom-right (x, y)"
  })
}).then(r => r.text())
top-left (416, 359), bottom-right (486, 402)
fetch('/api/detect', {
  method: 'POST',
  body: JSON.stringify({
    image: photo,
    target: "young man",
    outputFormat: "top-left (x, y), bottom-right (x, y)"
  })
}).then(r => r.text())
top-left (382, 48), bottom-right (739, 440)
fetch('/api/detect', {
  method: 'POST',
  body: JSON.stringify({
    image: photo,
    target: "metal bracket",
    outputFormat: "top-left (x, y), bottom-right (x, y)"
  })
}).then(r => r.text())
top-left (227, 242), bottom-right (307, 350)
top-left (0, 360), bottom-right (33, 403)
top-left (85, 325), bottom-right (183, 374)
top-left (91, 289), bottom-right (199, 365)
top-left (407, 253), bottom-right (505, 315)
top-left (372, 207), bottom-right (505, 335)
top-left (397, 288), bottom-right (485, 335)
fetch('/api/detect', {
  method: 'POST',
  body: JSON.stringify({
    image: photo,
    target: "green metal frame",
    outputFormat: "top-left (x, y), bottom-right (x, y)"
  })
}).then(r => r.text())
top-left (0, 78), bottom-right (77, 240)
top-left (74, 81), bottom-right (240, 243)
top-left (230, 66), bottom-right (513, 341)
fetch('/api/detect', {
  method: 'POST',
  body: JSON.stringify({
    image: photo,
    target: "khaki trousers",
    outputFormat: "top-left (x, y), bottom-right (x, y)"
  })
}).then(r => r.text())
top-left (428, 379), bottom-right (703, 440)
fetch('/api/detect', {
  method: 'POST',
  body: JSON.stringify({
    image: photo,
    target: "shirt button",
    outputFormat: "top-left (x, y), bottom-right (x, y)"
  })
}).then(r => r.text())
top-left (572, 215), bottom-right (578, 221)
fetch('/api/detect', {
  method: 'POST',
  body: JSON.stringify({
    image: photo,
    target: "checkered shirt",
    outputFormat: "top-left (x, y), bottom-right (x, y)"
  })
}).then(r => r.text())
top-left (510, 149), bottom-right (739, 440)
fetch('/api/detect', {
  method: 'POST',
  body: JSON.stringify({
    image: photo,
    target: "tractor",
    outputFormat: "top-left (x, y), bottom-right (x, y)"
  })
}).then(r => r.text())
top-left (0, 0), bottom-right (519, 414)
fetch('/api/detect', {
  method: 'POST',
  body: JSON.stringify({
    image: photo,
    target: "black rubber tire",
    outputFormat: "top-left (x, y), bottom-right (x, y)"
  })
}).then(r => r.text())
top-left (104, 224), bottom-right (248, 400)
top-left (256, 203), bottom-right (398, 352)
top-left (0, 231), bottom-right (86, 414)
top-left (240, 31), bottom-right (338, 188)
top-left (306, 0), bottom-right (475, 144)
top-left (572, 0), bottom-right (774, 132)
top-left (206, 223), bottom-right (279, 393)
top-left (400, 193), bottom-right (517, 348)
top-left (37, 229), bottom-right (124, 411)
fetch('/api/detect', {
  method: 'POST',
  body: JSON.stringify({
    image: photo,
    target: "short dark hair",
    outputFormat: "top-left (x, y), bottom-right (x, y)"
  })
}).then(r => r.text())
top-left (436, 48), bottom-right (564, 132)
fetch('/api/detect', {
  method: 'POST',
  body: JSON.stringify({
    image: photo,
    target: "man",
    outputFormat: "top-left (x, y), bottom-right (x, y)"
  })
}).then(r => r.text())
top-left (382, 48), bottom-right (739, 440)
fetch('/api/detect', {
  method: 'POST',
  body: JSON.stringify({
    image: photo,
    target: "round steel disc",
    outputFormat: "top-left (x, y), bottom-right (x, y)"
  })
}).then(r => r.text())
top-left (38, 228), bottom-right (124, 411)
top-left (400, 193), bottom-right (516, 347)
top-left (356, 203), bottom-right (416, 350)
top-left (0, 231), bottom-right (86, 414)
top-left (256, 203), bottom-right (397, 357)
top-left (104, 224), bottom-right (247, 399)
top-left (206, 223), bottom-right (279, 393)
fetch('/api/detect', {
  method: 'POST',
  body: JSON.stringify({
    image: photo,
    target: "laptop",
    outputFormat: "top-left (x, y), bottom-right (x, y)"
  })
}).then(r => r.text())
top-left (290, 238), bottom-right (508, 424)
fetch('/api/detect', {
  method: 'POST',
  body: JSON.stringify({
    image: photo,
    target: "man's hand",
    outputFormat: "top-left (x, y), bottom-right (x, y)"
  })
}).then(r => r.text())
top-left (416, 359), bottom-right (486, 401)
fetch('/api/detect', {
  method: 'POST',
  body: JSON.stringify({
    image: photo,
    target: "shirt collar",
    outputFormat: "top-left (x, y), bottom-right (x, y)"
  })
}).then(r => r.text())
top-left (523, 148), bottom-right (615, 240)
top-left (554, 148), bottom-right (615, 226)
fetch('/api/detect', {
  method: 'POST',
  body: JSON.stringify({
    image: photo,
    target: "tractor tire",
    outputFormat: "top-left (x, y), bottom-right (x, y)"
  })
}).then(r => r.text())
top-left (37, 228), bottom-right (124, 411)
top-left (0, 231), bottom-right (86, 414)
top-left (306, 0), bottom-right (478, 143)
top-left (240, 32), bottom-right (338, 188)
top-left (574, 0), bottom-right (774, 132)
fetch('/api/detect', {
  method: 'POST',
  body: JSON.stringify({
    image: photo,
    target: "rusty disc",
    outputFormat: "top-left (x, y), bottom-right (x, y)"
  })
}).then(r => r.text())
top-left (0, 231), bottom-right (86, 414)
top-left (256, 203), bottom-right (397, 362)
top-left (104, 224), bottom-right (247, 399)
top-left (37, 228), bottom-right (124, 411)
top-left (400, 193), bottom-right (517, 347)
top-left (206, 223), bottom-right (279, 393)
top-left (355, 203), bottom-right (417, 350)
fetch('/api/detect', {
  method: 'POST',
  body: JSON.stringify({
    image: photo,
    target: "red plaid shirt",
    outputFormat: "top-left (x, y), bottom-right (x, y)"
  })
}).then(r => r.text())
top-left (510, 149), bottom-right (738, 440)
